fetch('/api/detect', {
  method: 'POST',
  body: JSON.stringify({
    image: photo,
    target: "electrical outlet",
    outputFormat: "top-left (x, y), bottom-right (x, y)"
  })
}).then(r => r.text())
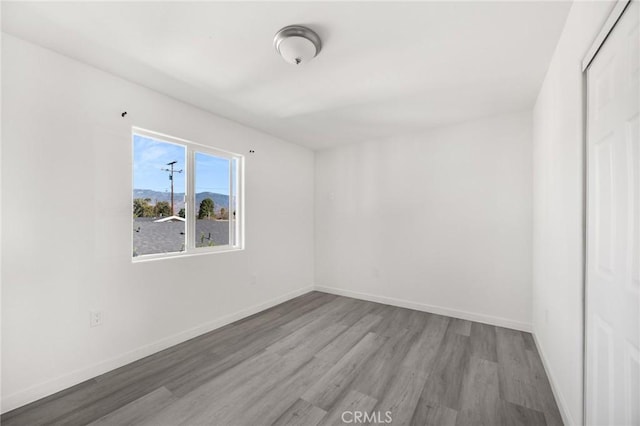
top-left (90, 310), bottom-right (103, 328)
top-left (250, 274), bottom-right (258, 285)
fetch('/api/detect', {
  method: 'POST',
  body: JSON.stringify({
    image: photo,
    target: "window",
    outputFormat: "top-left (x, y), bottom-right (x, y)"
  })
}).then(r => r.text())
top-left (132, 128), bottom-right (243, 260)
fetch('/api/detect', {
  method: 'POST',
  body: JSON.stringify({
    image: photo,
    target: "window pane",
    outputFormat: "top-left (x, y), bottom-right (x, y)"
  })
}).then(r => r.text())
top-left (132, 134), bottom-right (186, 257)
top-left (195, 152), bottom-right (230, 248)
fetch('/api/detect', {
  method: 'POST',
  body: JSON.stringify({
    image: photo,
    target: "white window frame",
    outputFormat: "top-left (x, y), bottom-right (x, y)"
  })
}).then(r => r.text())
top-left (132, 127), bottom-right (244, 262)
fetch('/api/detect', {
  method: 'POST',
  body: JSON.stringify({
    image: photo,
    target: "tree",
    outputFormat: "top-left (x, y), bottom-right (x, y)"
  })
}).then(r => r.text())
top-left (219, 207), bottom-right (228, 220)
top-left (178, 208), bottom-right (185, 218)
top-left (154, 201), bottom-right (171, 217)
top-left (133, 198), bottom-right (154, 218)
top-left (198, 198), bottom-right (215, 219)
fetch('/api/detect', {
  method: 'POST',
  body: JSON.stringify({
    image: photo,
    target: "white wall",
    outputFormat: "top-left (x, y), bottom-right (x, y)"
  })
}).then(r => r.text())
top-left (532, 2), bottom-right (615, 425)
top-left (315, 111), bottom-right (533, 330)
top-left (1, 34), bottom-right (315, 412)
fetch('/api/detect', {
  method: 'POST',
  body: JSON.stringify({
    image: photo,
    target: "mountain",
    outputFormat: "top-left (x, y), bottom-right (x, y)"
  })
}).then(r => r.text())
top-left (133, 189), bottom-right (230, 211)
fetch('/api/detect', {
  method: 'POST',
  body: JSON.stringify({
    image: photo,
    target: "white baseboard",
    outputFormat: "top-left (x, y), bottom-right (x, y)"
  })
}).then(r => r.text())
top-left (1, 285), bottom-right (314, 414)
top-left (531, 331), bottom-right (575, 426)
top-left (313, 285), bottom-right (532, 332)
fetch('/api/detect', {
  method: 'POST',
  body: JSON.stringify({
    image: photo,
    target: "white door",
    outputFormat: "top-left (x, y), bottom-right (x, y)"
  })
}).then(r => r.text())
top-left (586, 1), bottom-right (640, 425)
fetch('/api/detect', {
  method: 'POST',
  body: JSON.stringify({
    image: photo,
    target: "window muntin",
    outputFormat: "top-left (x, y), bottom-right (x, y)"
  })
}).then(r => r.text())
top-left (132, 129), bottom-right (243, 261)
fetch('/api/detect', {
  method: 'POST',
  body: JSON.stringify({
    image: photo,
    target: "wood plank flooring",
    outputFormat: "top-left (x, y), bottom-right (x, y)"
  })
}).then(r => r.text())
top-left (1, 292), bottom-right (563, 425)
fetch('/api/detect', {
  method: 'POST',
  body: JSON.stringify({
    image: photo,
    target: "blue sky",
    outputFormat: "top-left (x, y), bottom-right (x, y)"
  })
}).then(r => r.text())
top-left (133, 135), bottom-right (229, 195)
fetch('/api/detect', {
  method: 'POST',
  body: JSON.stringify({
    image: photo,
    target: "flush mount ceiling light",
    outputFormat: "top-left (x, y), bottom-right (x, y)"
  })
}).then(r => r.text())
top-left (273, 25), bottom-right (322, 65)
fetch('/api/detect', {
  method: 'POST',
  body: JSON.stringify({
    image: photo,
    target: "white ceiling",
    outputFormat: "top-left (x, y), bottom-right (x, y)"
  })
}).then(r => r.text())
top-left (2, 1), bottom-right (571, 150)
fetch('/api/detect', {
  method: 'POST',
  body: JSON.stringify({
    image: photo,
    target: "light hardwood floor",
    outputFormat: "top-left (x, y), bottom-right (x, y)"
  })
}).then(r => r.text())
top-left (1, 292), bottom-right (563, 425)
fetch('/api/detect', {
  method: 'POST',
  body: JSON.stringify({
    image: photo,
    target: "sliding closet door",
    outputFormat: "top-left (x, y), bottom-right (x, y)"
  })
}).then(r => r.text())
top-left (585, 1), bottom-right (639, 425)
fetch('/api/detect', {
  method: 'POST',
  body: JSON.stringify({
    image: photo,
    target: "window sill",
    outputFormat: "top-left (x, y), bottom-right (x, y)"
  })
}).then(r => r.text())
top-left (132, 246), bottom-right (244, 263)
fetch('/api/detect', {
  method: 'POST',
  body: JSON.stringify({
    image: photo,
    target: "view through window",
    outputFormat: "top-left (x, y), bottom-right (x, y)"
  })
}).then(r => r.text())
top-left (132, 130), bottom-right (242, 259)
top-left (195, 152), bottom-right (230, 248)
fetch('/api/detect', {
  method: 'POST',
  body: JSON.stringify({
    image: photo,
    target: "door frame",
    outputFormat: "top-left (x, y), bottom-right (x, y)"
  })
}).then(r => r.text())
top-left (582, 1), bottom-right (633, 424)
top-left (582, 0), bottom-right (633, 72)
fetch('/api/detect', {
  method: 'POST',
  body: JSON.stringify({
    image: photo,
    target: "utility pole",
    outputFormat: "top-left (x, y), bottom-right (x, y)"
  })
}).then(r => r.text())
top-left (161, 161), bottom-right (183, 215)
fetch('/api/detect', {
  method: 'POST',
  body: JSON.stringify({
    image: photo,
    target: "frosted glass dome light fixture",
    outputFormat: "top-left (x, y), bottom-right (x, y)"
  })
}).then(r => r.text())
top-left (274, 25), bottom-right (322, 65)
